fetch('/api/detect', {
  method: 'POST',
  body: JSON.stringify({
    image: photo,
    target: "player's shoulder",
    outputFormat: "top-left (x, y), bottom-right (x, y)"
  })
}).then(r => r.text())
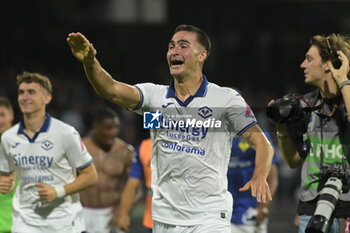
top-left (50, 117), bottom-right (79, 136)
top-left (136, 82), bottom-right (168, 92)
top-left (207, 83), bottom-right (244, 105)
top-left (208, 83), bottom-right (240, 97)
top-left (1, 123), bottom-right (20, 141)
top-left (114, 138), bottom-right (135, 153)
top-left (81, 136), bottom-right (92, 145)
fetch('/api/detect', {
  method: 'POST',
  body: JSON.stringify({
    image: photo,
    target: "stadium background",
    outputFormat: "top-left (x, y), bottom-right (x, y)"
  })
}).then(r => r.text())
top-left (1, 1), bottom-right (350, 232)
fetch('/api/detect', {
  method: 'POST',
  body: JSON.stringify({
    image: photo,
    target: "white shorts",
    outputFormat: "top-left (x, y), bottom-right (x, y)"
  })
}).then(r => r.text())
top-left (12, 211), bottom-right (84, 233)
top-left (83, 207), bottom-right (124, 233)
top-left (230, 218), bottom-right (268, 233)
top-left (153, 220), bottom-right (231, 233)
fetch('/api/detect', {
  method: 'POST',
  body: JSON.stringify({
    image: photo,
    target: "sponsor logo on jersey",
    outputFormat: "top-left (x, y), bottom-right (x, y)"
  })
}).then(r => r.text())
top-left (161, 102), bottom-right (175, 108)
top-left (161, 140), bottom-right (205, 156)
top-left (304, 136), bottom-right (350, 189)
top-left (11, 142), bottom-right (20, 148)
top-left (13, 153), bottom-right (54, 168)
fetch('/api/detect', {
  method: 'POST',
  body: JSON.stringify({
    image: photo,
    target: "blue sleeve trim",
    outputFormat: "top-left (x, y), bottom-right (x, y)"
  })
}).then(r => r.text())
top-left (128, 146), bottom-right (144, 179)
top-left (76, 159), bottom-right (93, 170)
top-left (0, 170), bottom-right (13, 175)
top-left (272, 155), bottom-right (279, 164)
top-left (133, 86), bottom-right (144, 110)
top-left (129, 165), bottom-right (143, 180)
top-left (237, 121), bottom-right (257, 137)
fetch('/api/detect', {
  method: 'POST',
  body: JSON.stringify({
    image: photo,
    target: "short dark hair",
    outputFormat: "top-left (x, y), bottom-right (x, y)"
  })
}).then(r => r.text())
top-left (16, 71), bottom-right (52, 94)
top-left (0, 97), bottom-right (13, 113)
top-left (92, 107), bottom-right (119, 125)
top-left (174, 24), bottom-right (211, 57)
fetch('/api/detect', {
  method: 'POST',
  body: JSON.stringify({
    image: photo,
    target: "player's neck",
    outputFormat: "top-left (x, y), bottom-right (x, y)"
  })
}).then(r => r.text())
top-left (319, 76), bottom-right (339, 99)
top-left (91, 134), bottom-right (112, 152)
top-left (22, 111), bottom-right (47, 135)
top-left (174, 74), bottom-right (203, 102)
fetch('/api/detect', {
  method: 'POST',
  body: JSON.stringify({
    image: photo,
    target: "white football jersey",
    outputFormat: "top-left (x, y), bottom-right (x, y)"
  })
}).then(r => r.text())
top-left (0, 114), bottom-right (92, 232)
top-left (134, 77), bottom-right (256, 225)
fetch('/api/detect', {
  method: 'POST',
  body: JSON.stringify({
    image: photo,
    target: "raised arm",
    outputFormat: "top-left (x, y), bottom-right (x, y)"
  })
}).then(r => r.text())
top-left (67, 32), bottom-right (141, 109)
top-left (239, 124), bottom-right (274, 203)
top-left (328, 50), bottom-right (350, 117)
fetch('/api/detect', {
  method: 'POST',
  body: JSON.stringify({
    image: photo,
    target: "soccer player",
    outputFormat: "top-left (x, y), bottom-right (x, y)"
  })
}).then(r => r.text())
top-left (67, 24), bottom-right (274, 232)
top-left (0, 97), bottom-right (15, 233)
top-left (79, 107), bottom-right (134, 233)
top-left (0, 72), bottom-right (98, 233)
top-left (118, 138), bottom-right (153, 232)
top-left (227, 129), bottom-right (278, 233)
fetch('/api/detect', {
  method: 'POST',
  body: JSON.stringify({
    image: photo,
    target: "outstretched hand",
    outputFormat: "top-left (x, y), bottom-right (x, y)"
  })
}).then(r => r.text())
top-left (239, 174), bottom-right (272, 203)
top-left (328, 50), bottom-right (350, 84)
top-left (67, 32), bottom-right (97, 64)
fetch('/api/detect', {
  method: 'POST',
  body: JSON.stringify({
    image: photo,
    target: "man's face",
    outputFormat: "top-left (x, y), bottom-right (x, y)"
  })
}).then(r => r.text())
top-left (300, 45), bottom-right (329, 86)
top-left (0, 105), bottom-right (13, 134)
top-left (93, 117), bottom-right (119, 150)
top-left (166, 31), bottom-right (206, 78)
top-left (18, 82), bottom-right (51, 115)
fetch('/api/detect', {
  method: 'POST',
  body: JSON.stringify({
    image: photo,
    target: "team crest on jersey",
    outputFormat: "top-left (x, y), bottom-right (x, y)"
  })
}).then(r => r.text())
top-left (198, 106), bottom-right (212, 119)
top-left (41, 140), bottom-right (54, 151)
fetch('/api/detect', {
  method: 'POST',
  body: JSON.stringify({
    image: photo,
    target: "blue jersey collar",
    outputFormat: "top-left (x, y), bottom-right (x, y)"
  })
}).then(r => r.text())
top-left (18, 113), bottom-right (51, 143)
top-left (165, 75), bottom-right (208, 107)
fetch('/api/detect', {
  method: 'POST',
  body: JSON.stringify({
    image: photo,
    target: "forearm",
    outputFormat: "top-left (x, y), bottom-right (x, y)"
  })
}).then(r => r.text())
top-left (120, 178), bottom-right (140, 216)
top-left (276, 124), bottom-right (303, 168)
top-left (340, 85), bottom-right (350, 118)
top-left (63, 164), bottom-right (97, 196)
top-left (266, 165), bottom-right (278, 198)
top-left (83, 58), bottom-right (119, 102)
top-left (83, 58), bottom-right (140, 109)
top-left (253, 138), bottom-right (274, 179)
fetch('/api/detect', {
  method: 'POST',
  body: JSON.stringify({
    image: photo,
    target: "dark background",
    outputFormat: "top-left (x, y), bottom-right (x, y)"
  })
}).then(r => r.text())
top-left (1, 1), bottom-right (349, 232)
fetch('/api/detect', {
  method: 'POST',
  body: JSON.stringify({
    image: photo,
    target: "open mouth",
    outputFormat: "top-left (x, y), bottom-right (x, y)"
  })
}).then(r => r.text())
top-left (170, 59), bottom-right (184, 68)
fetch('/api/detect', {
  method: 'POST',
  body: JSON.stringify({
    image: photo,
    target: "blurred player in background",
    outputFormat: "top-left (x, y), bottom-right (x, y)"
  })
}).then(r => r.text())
top-left (228, 129), bottom-right (278, 233)
top-left (80, 107), bottom-right (134, 233)
top-left (0, 97), bottom-right (15, 233)
top-left (0, 72), bottom-right (97, 233)
top-left (118, 137), bottom-right (152, 232)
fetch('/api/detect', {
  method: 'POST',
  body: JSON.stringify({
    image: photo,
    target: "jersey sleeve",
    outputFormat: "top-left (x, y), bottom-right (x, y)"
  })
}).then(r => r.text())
top-left (132, 82), bottom-right (162, 114)
top-left (226, 90), bottom-right (257, 137)
top-left (64, 128), bottom-right (93, 170)
top-left (128, 146), bottom-right (144, 180)
top-left (0, 135), bottom-right (15, 174)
